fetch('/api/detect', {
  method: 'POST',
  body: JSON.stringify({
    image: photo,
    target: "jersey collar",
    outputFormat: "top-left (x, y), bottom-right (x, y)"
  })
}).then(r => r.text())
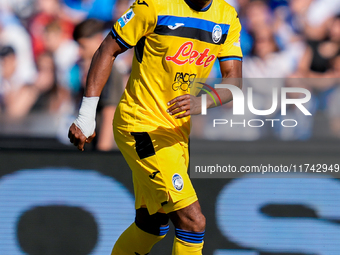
top-left (184, 0), bottom-right (213, 12)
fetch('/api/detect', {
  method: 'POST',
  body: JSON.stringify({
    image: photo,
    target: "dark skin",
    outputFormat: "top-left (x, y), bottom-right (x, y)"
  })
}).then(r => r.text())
top-left (194, 0), bottom-right (212, 9)
top-left (69, 0), bottom-right (242, 233)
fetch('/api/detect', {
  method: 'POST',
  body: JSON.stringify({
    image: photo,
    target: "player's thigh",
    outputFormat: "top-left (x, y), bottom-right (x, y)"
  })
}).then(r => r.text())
top-left (135, 208), bottom-right (170, 235)
top-left (148, 132), bottom-right (197, 211)
top-left (114, 129), bottom-right (176, 214)
top-left (114, 128), bottom-right (197, 214)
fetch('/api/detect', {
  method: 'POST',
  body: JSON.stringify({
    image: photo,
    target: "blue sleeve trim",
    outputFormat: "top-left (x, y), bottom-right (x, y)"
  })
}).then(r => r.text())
top-left (111, 27), bottom-right (133, 49)
top-left (219, 56), bottom-right (243, 62)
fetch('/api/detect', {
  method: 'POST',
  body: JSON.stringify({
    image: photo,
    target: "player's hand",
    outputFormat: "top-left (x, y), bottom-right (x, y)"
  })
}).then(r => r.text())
top-left (167, 94), bottom-right (201, 119)
top-left (68, 123), bottom-right (96, 151)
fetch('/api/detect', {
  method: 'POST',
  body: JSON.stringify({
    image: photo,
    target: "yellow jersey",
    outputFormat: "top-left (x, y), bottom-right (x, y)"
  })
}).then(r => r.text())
top-left (112, 0), bottom-right (242, 144)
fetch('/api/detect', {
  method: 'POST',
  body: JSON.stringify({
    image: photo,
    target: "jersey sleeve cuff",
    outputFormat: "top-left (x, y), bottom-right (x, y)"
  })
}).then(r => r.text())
top-left (111, 27), bottom-right (133, 49)
top-left (219, 56), bottom-right (243, 62)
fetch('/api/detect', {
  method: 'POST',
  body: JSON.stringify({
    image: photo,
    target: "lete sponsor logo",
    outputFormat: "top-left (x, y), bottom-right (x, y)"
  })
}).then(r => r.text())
top-left (165, 42), bottom-right (216, 67)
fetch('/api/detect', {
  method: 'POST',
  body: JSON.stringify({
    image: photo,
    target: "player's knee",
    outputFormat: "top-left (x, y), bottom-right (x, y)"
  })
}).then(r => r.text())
top-left (191, 212), bottom-right (206, 232)
top-left (169, 201), bottom-right (206, 232)
top-left (176, 211), bottom-right (206, 232)
top-left (174, 213), bottom-right (205, 245)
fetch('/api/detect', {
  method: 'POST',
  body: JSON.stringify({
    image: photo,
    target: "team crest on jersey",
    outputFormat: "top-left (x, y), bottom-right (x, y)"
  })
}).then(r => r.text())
top-left (118, 9), bottom-right (135, 27)
top-left (172, 174), bottom-right (184, 191)
top-left (212, 25), bottom-right (222, 43)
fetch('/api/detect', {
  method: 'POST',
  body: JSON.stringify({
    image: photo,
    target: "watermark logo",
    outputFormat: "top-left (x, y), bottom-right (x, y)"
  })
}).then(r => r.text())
top-left (196, 81), bottom-right (312, 129)
top-left (197, 82), bottom-right (222, 114)
top-left (200, 84), bottom-right (312, 116)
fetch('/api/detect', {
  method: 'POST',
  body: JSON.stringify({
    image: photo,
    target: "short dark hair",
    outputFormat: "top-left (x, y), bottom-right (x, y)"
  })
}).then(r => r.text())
top-left (73, 19), bottom-right (105, 41)
top-left (0, 46), bottom-right (15, 58)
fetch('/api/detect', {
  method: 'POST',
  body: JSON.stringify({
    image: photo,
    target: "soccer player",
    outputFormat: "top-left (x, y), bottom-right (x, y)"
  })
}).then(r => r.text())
top-left (68, 0), bottom-right (242, 254)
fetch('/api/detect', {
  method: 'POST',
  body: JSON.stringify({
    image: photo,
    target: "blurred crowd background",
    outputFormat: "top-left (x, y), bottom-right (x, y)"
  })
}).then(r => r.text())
top-left (1, 0), bottom-right (340, 150)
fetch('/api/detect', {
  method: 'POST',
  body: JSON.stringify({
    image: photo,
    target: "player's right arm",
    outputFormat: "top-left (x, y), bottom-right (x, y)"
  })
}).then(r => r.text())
top-left (68, 33), bottom-right (127, 151)
top-left (69, 0), bottom-right (157, 151)
top-left (84, 33), bottom-right (127, 97)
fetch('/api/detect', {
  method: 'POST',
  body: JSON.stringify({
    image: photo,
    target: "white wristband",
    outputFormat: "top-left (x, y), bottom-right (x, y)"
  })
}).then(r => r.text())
top-left (73, 96), bottom-right (99, 138)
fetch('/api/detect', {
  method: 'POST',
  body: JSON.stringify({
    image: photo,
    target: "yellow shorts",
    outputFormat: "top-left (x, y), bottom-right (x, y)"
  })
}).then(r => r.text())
top-left (114, 128), bottom-right (197, 215)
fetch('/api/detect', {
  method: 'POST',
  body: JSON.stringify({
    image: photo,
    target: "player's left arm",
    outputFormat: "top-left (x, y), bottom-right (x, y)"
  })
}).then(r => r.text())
top-left (211, 59), bottom-right (242, 106)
